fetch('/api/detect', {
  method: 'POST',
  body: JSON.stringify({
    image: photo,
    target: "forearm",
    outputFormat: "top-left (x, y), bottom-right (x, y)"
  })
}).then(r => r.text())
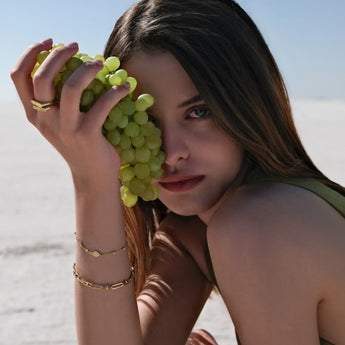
top-left (11, 39), bottom-right (143, 345)
top-left (73, 176), bottom-right (143, 345)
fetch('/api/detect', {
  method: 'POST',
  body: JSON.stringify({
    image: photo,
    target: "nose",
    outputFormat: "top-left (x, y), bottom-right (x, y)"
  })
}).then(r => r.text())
top-left (161, 126), bottom-right (190, 168)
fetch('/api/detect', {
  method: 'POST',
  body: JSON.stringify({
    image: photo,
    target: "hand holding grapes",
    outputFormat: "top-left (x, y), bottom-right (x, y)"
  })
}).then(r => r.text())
top-left (11, 39), bottom-right (165, 206)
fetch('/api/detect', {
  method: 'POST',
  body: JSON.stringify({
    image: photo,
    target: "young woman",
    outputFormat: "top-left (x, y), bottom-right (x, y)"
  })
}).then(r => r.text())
top-left (11, 0), bottom-right (345, 344)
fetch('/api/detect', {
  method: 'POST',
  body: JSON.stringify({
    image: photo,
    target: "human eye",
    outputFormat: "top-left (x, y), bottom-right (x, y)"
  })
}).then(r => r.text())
top-left (187, 106), bottom-right (211, 120)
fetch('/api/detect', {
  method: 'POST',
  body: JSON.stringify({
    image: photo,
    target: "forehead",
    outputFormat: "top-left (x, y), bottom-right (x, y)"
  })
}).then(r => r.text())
top-left (123, 51), bottom-right (199, 107)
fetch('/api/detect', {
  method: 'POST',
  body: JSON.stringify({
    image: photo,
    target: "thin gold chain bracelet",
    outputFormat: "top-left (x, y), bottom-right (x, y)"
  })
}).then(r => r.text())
top-left (73, 263), bottom-right (135, 291)
top-left (74, 232), bottom-right (127, 258)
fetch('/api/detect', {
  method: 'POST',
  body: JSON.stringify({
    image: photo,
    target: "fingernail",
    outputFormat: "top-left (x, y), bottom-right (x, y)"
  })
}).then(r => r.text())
top-left (93, 59), bottom-right (103, 65)
top-left (66, 42), bottom-right (78, 48)
top-left (123, 82), bottom-right (131, 89)
top-left (41, 38), bottom-right (52, 45)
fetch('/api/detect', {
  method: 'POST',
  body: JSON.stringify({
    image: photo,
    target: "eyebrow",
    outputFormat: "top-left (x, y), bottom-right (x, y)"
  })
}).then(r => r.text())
top-left (178, 94), bottom-right (203, 108)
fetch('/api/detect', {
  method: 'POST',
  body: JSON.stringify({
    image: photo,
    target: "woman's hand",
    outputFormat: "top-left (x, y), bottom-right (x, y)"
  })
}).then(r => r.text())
top-left (10, 39), bottom-right (130, 184)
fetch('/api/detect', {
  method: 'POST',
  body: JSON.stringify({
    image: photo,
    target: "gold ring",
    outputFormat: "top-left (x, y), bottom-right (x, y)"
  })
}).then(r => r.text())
top-left (31, 99), bottom-right (55, 112)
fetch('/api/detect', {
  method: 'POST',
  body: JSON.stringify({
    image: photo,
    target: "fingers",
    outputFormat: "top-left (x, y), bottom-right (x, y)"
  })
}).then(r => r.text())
top-left (10, 38), bottom-right (53, 121)
top-left (12, 39), bottom-right (131, 141)
top-left (32, 42), bottom-right (79, 103)
top-left (82, 83), bottom-right (131, 134)
top-left (59, 59), bottom-right (104, 129)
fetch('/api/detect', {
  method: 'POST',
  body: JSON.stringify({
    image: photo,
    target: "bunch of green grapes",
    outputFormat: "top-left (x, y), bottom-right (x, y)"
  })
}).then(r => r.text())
top-left (32, 43), bottom-right (165, 207)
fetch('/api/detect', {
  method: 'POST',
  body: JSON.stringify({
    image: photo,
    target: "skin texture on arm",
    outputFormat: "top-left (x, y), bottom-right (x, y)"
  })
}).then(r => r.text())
top-left (11, 40), bottom-right (143, 345)
top-left (74, 179), bottom-right (142, 345)
top-left (207, 181), bottom-right (345, 345)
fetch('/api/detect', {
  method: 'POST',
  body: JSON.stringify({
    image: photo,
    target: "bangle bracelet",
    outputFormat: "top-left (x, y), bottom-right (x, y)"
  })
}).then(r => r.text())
top-left (74, 232), bottom-right (127, 258)
top-left (73, 263), bottom-right (135, 290)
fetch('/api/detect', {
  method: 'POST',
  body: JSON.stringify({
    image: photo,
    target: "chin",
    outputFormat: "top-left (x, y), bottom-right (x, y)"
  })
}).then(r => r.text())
top-left (158, 194), bottom-right (218, 217)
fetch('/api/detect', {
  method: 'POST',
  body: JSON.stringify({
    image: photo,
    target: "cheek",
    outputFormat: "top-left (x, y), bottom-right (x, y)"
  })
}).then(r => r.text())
top-left (194, 127), bottom-right (242, 167)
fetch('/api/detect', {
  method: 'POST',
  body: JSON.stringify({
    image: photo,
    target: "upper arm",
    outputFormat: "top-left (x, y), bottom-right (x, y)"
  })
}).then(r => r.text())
top-left (207, 185), bottom-right (322, 345)
top-left (138, 214), bottom-right (213, 345)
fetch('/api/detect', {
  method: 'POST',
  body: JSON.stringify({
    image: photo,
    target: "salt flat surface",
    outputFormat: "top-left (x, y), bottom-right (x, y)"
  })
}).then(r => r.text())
top-left (1, 99), bottom-right (344, 344)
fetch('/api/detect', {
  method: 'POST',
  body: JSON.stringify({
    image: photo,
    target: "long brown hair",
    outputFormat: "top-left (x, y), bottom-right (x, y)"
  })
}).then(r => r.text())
top-left (104, 0), bottom-right (345, 295)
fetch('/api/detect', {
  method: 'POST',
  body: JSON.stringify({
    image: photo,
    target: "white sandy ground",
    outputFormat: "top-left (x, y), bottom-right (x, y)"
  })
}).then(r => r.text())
top-left (1, 99), bottom-right (344, 344)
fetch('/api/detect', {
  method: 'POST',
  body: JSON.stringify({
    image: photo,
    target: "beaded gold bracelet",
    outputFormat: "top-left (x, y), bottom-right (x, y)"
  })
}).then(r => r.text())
top-left (73, 263), bottom-right (135, 290)
top-left (74, 232), bottom-right (127, 258)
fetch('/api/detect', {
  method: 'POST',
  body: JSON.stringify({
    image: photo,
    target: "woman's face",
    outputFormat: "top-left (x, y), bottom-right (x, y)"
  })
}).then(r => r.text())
top-left (124, 52), bottom-right (244, 221)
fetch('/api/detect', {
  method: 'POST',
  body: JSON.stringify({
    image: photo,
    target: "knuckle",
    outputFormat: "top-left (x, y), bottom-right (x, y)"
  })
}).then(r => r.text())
top-left (32, 71), bottom-right (46, 85)
top-left (10, 68), bottom-right (20, 81)
top-left (10, 65), bottom-right (26, 82)
top-left (32, 71), bottom-right (52, 90)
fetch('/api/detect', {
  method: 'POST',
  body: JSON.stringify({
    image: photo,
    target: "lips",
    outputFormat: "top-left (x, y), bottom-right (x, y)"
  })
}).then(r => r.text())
top-left (159, 175), bottom-right (205, 192)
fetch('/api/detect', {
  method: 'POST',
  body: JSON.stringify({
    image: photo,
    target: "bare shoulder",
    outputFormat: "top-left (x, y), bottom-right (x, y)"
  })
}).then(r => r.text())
top-left (206, 182), bottom-right (345, 344)
top-left (208, 181), bottom-right (345, 267)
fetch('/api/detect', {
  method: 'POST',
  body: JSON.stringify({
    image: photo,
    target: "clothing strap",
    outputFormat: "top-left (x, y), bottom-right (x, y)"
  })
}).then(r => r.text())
top-left (245, 170), bottom-right (345, 218)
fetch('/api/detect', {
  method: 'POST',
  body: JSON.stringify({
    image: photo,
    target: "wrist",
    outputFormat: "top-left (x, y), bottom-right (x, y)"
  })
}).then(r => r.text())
top-left (71, 170), bottom-right (121, 195)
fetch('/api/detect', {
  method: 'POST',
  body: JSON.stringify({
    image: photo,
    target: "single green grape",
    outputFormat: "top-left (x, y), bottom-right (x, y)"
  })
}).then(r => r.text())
top-left (135, 146), bottom-right (151, 163)
top-left (66, 57), bottom-right (83, 71)
top-left (103, 117), bottom-right (117, 131)
top-left (108, 106), bottom-right (123, 124)
top-left (126, 77), bottom-right (137, 93)
top-left (105, 129), bottom-right (121, 146)
top-left (120, 166), bottom-right (135, 182)
top-left (114, 69), bottom-right (128, 83)
top-left (138, 93), bottom-right (155, 107)
top-left (124, 122), bottom-right (140, 137)
top-left (128, 178), bottom-right (147, 195)
top-left (104, 56), bottom-right (120, 72)
top-left (36, 50), bottom-right (50, 64)
top-left (117, 115), bottom-right (129, 129)
top-left (145, 135), bottom-right (162, 150)
top-left (134, 163), bottom-right (151, 179)
top-left (118, 99), bottom-right (136, 115)
top-left (121, 187), bottom-right (138, 207)
top-left (119, 133), bottom-right (132, 150)
top-left (140, 122), bottom-right (155, 137)
top-left (135, 98), bottom-right (149, 112)
top-left (141, 184), bottom-right (159, 201)
top-left (80, 89), bottom-right (94, 109)
top-left (131, 135), bottom-right (145, 148)
top-left (149, 156), bottom-right (162, 172)
top-left (86, 79), bottom-right (104, 96)
top-left (134, 111), bottom-right (148, 125)
top-left (120, 148), bottom-right (135, 165)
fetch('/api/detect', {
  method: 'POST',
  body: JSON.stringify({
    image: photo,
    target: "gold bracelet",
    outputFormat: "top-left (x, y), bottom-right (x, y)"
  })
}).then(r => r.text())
top-left (73, 263), bottom-right (135, 290)
top-left (74, 232), bottom-right (127, 258)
